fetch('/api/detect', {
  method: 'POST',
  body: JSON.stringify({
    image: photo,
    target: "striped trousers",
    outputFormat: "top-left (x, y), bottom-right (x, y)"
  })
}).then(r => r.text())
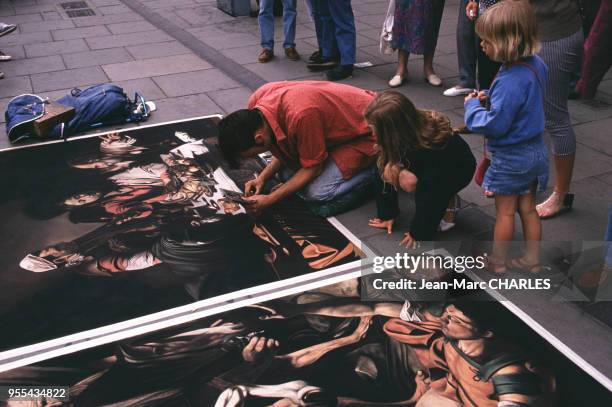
top-left (538, 29), bottom-right (584, 156)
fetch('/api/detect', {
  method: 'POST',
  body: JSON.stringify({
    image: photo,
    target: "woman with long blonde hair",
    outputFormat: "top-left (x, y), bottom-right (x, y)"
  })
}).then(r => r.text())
top-left (366, 91), bottom-right (476, 247)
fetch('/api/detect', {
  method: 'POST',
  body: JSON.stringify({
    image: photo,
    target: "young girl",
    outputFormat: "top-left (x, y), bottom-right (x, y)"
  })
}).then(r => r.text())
top-left (366, 91), bottom-right (476, 248)
top-left (464, 1), bottom-right (549, 274)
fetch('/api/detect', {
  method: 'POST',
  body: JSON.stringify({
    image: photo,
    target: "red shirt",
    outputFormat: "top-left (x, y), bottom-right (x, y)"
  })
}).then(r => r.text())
top-left (248, 81), bottom-right (377, 179)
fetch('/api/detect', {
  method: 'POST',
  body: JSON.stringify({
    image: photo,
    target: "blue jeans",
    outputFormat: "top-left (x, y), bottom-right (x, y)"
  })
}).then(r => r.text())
top-left (327, 0), bottom-right (356, 65)
top-left (457, 0), bottom-right (477, 88)
top-left (307, 0), bottom-right (338, 59)
top-left (258, 0), bottom-right (297, 50)
top-left (309, 0), bottom-right (355, 65)
top-left (280, 159), bottom-right (375, 202)
top-left (605, 204), bottom-right (612, 266)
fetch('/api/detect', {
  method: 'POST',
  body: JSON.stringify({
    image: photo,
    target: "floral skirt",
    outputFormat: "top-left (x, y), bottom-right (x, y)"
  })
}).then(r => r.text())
top-left (391, 0), bottom-right (445, 54)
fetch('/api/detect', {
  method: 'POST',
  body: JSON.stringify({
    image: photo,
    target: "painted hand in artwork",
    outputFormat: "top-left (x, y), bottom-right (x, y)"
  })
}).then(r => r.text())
top-left (242, 336), bottom-right (280, 362)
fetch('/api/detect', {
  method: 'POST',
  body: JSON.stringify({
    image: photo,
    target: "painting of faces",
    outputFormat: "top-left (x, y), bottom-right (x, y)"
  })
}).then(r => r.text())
top-left (1, 278), bottom-right (609, 406)
top-left (0, 117), bottom-right (361, 353)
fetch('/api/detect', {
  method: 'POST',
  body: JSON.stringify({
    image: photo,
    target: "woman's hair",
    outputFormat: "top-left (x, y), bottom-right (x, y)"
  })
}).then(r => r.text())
top-left (364, 91), bottom-right (454, 171)
top-left (476, 0), bottom-right (539, 63)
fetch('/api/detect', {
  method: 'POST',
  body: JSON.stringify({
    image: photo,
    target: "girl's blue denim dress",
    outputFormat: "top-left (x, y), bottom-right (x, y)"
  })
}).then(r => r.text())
top-left (483, 136), bottom-right (549, 195)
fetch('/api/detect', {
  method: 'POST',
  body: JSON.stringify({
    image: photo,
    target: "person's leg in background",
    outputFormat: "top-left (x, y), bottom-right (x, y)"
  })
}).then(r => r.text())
top-left (444, 0), bottom-right (477, 96)
top-left (0, 22), bottom-right (16, 79)
top-left (281, 0), bottom-right (300, 60)
top-left (575, 0), bottom-right (612, 99)
top-left (258, 0), bottom-right (276, 62)
top-left (476, 42), bottom-right (501, 90)
top-left (307, 0), bottom-right (338, 69)
top-left (423, 0), bottom-right (445, 86)
top-left (536, 30), bottom-right (584, 218)
top-left (325, 0), bottom-right (356, 81)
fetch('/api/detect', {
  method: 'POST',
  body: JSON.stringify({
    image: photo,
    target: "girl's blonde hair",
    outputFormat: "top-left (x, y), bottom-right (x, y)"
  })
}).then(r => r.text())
top-left (364, 91), bottom-right (454, 173)
top-left (476, 0), bottom-right (539, 63)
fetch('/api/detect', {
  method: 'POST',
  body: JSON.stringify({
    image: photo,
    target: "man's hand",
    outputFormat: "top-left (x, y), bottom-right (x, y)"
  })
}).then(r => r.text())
top-left (243, 194), bottom-right (274, 214)
top-left (400, 231), bottom-right (420, 249)
top-left (244, 177), bottom-right (265, 197)
top-left (368, 218), bottom-right (395, 234)
top-left (466, 0), bottom-right (478, 20)
top-left (242, 336), bottom-right (280, 362)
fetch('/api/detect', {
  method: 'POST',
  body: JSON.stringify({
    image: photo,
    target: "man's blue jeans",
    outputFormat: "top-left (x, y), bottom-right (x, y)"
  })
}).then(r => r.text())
top-left (280, 159), bottom-right (375, 202)
top-left (259, 0), bottom-right (297, 50)
top-left (457, 0), bottom-right (477, 88)
top-left (307, 0), bottom-right (338, 59)
top-left (307, 0), bottom-right (355, 65)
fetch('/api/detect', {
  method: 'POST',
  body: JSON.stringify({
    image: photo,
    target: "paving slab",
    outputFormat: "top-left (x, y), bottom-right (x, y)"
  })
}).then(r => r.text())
top-left (86, 30), bottom-right (174, 49)
top-left (152, 68), bottom-right (241, 97)
top-left (106, 20), bottom-right (157, 34)
top-left (62, 47), bottom-right (134, 69)
top-left (0, 55), bottom-right (65, 77)
top-left (52, 25), bottom-right (112, 41)
top-left (2, 31), bottom-right (52, 47)
top-left (146, 93), bottom-right (222, 123)
top-left (173, 4), bottom-right (235, 26)
top-left (18, 19), bottom-right (75, 33)
top-left (1, 45), bottom-right (26, 60)
top-left (206, 86), bottom-right (254, 114)
top-left (0, 76), bottom-right (32, 99)
top-left (114, 77), bottom-right (167, 100)
top-left (102, 53), bottom-right (211, 81)
top-left (97, 4), bottom-right (133, 15)
top-left (574, 117), bottom-right (612, 156)
top-left (1, 13), bottom-right (44, 24)
top-left (124, 40), bottom-right (190, 59)
top-left (25, 39), bottom-right (89, 58)
top-left (73, 12), bottom-right (144, 27)
top-left (31, 66), bottom-right (109, 93)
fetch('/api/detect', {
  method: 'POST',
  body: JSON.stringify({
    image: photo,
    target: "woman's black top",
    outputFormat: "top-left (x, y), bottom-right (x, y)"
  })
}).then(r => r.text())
top-left (376, 134), bottom-right (476, 241)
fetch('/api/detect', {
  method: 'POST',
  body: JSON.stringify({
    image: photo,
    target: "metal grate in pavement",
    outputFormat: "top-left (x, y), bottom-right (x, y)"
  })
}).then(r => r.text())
top-left (57, 1), bottom-right (97, 18)
top-left (66, 9), bottom-right (96, 17)
top-left (60, 1), bottom-right (89, 9)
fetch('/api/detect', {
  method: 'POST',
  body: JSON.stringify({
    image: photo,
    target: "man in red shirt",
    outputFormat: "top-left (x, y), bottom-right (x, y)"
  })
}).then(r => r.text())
top-left (218, 81), bottom-right (377, 212)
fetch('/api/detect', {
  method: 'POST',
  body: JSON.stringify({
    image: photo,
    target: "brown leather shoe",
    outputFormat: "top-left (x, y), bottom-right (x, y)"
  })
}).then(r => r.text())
top-left (258, 48), bottom-right (274, 63)
top-left (284, 47), bottom-right (300, 61)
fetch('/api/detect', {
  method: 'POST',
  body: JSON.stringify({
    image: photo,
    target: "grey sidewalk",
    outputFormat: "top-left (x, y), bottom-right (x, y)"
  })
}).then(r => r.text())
top-left (0, 0), bottom-right (610, 242)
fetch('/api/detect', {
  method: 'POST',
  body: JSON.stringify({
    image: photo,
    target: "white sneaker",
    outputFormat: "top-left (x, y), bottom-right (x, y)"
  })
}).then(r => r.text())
top-left (388, 74), bottom-right (406, 88)
top-left (425, 74), bottom-right (442, 87)
top-left (0, 51), bottom-right (12, 61)
top-left (443, 85), bottom-right (473, 97)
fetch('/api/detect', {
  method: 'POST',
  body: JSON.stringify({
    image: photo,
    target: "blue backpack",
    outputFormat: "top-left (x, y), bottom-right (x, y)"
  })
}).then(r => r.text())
top-left (6, 84), bottom-right (151, 143)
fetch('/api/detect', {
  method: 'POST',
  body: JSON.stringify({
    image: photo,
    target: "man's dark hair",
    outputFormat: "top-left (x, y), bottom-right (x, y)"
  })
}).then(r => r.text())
top-left (217, 109), bottom-right (263, 167)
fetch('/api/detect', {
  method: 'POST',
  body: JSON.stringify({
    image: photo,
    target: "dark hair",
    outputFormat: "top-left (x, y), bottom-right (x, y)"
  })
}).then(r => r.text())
top-left (217, 109), bottom-right (263, 167)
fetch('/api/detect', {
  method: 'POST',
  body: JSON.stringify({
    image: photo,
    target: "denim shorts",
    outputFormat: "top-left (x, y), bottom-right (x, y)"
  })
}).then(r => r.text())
top-left (483, 136), bottom-right (549, 195)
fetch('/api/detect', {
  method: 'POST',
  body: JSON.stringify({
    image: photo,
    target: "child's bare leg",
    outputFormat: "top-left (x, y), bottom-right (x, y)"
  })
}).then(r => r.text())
top-left (492, 195), bottom-right (519, 263)
top-left (518, 186), bottom-right (541, 265)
